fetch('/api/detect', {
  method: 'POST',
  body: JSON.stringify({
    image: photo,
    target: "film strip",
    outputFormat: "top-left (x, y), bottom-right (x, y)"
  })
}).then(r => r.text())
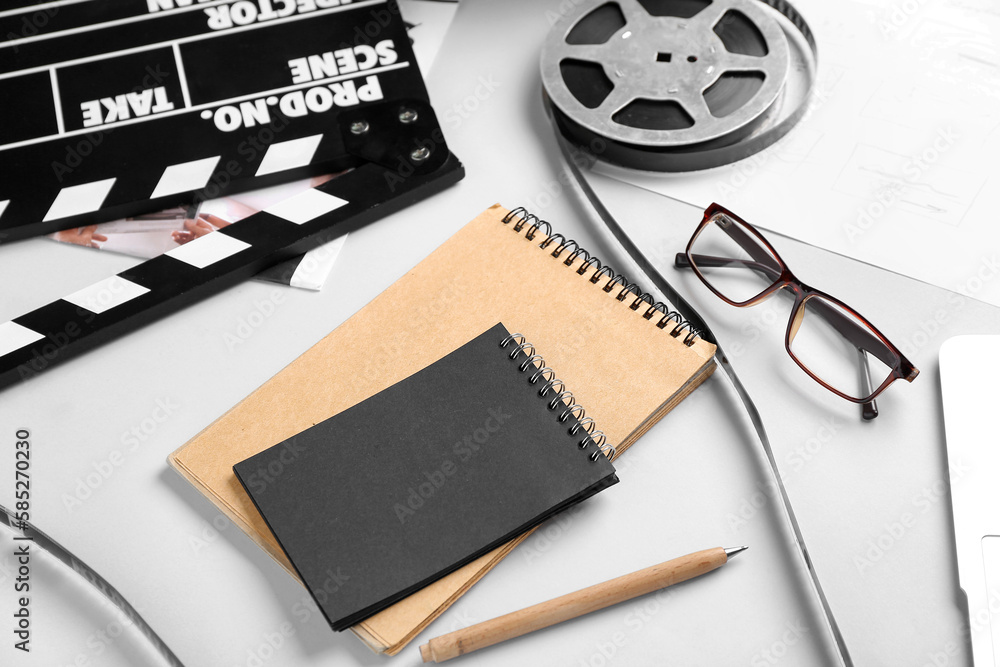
top-left (0, 0), bottom-right (430, 241)
top-left (540, 0), bottom-right (817, 171)
top-left (0, 503), bottom-right (186, 666)
top-left (542, 56), bottom-right (856, 664)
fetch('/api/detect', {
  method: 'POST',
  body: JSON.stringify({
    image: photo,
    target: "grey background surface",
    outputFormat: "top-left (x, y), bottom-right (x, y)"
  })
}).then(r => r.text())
top-left (0, 0), bottom-right (996, 665)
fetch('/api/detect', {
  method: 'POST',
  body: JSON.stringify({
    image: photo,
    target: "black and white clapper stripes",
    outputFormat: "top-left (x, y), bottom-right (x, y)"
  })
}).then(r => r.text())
top-left (0, 152), bottom-right (464, 390)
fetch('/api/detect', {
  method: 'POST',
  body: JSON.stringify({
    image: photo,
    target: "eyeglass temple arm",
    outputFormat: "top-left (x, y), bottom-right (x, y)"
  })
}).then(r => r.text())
top-left (858, 349), bottom-right (878, 420)
top-left (676, 253), bottom-right (894, 418)
top-left (675, 252), bottom-right (779, 281)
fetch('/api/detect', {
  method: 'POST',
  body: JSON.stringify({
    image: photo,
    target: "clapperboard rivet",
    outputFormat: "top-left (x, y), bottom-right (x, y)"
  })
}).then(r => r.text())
top-left (398, 109), bottom-right (419, 124)
top-left (350, 120), bottom-right (370, 135)
top-left (410, 147), bottom-right (431, 163)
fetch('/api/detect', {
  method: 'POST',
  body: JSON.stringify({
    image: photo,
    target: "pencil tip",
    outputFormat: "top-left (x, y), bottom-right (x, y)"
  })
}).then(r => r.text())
top-left (724, 546), bottom-right (749, 560)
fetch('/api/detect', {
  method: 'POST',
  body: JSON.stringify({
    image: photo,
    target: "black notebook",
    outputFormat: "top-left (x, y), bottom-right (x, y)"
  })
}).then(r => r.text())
top-left (234, 323), bottom-right (618, 631)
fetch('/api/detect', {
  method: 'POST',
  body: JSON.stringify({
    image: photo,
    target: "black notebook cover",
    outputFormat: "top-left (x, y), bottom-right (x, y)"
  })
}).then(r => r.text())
top-left (234, 323), bottom-right (618, 631)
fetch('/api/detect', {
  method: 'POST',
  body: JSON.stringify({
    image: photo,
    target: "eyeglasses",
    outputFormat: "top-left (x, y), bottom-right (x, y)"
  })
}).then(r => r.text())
top-left (675, 203), bottom-right (918, 420)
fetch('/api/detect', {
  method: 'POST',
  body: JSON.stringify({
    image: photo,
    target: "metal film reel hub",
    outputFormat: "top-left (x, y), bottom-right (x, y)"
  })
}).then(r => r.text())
top-left (541, 0), bottom-right (796, 171)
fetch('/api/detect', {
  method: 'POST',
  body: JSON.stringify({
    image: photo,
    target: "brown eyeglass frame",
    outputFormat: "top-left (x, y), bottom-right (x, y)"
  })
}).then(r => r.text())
top-left (675, 203), bottom-right (919, 420)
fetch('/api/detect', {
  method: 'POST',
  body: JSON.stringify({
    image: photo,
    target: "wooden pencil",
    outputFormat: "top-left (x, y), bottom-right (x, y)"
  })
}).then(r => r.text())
top-left (419, 546), bottom-right (747, 663)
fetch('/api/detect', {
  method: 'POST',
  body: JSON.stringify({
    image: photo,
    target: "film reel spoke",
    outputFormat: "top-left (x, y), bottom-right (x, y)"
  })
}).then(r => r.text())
top-left (616, 0), bottom-right (659, 27)
top-left (716, 51), bottom-right (771, 73)
top-left (690, 0), bottom-right (744, 29)
top-left (564, 43), bottom-right (613, 64)
top-left (597, 85), bottom-right (638, 116)
top-left (678, 90), bottom-right (715, 124)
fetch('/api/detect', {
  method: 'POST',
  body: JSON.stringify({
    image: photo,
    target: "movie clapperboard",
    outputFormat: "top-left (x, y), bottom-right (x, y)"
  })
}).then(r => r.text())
top-left (0, 0), bottom-right (464, 389)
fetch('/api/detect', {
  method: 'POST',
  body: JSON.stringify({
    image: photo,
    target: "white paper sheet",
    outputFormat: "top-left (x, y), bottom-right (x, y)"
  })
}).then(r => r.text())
top-left (594, 0), bottom-right (1000, 306)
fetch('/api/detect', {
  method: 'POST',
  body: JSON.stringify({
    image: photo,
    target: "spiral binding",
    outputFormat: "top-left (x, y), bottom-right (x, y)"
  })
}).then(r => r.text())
top-left (499, 332), bottom-right (615, 462)
top-left (502, 207), bottom-right (702, 346)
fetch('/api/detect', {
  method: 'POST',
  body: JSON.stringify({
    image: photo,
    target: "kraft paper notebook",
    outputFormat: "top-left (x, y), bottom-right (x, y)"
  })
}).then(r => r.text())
top-left (169, 204), bottom-right (716, 654)
top-left (234, 323), bottom-right (619, 631)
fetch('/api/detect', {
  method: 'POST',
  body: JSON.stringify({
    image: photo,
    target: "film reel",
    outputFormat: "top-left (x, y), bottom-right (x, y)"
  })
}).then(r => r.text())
top-left (541, 0), bottom-right (817, 171)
